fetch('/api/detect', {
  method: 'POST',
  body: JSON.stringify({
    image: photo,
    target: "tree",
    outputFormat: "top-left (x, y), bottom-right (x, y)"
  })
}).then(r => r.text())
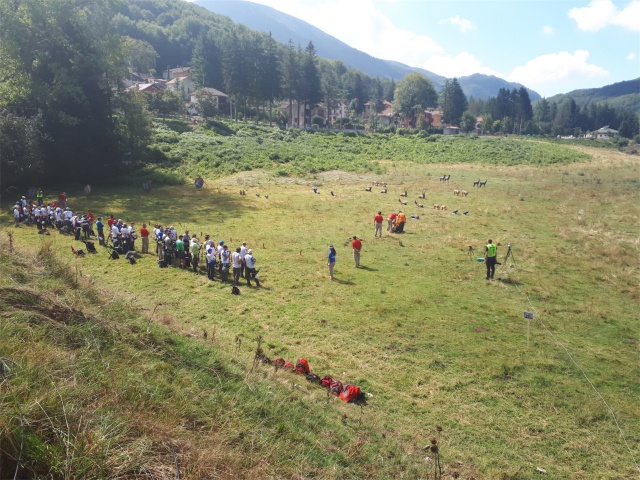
top-left (282, 40), bottom-right (300, 127)
top-left (123, 37), bottom-right (158, 74)
top-left (146, 90), bottom-right (184, 119)
top-left (114, 90), bottom-right (152, 159)
top-left (393, 73), bottom-right (437, 127)
top-left (514, 87), bottom-right (533, 134)
top-left (440, 78), bottom-right (468, 126)
top-left (0, 0), bottom-right (127, 183)
top-left (0, 111), bottom-right (45, 184)
top-left (461, 111), bottom-right (477, 133)
top-left (194, 90), bottom-right (219, 120)
top-left (191, 33), bottom-right (223, 90)
top-left (618, 112), bottom-right (639, 139)
top-left (256, 32), bottom-right (281, 126)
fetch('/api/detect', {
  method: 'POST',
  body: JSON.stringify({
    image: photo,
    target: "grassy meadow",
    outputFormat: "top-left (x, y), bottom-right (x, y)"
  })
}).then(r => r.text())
top-left (1, 132), bottom-right (639, 479)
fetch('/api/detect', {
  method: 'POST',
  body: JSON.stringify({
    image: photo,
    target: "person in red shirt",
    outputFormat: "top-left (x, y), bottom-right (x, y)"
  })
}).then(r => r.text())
top-left (374, 211), bottom-right (384, 237)
top-left (107, 215), bottom-right (115, 228)
top-left (351, 236), bottom-right (362, 268)
top-left (387, 212), bottom-right (397, 233)
top-left (58, 192), bottom-right (67, 209)
top-left (139, 223), bottom-right (150, 254)
top-left (86, 210), bottom-right (94, 234)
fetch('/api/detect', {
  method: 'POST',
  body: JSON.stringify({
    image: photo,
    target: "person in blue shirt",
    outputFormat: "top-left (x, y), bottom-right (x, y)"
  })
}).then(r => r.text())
top-left (327, 245), bottom-right (336, 281)
top-left (96, 217), bottom-right (104, 245)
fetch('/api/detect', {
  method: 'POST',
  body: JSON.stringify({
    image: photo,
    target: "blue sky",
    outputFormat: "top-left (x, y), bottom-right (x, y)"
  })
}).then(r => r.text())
top-left (197, 0), bottom-right (640, 97)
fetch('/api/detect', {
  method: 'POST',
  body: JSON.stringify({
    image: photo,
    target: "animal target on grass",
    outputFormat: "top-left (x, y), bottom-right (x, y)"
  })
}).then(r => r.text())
top-left (461, 190), bottom-right (468, 197)
top-left (473, 180), bottom-right (480, 187)
top-left (142, 181), bottom-right (152, 193)
top-left (418, 191), bottom-right (426, 199)
top-left (194, 177), bottom-right (205, 189)
top-left (478, 180), bottom-right (487, 187)
top-left (364, 186), bottom-right (372, 192)
top-left (453, 189), bottom-right (461, 196)
top-left (400, 190), bottom-right (408, 197)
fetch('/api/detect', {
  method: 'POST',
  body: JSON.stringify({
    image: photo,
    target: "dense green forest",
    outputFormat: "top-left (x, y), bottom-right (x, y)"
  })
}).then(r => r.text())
top-left (0, 0), bottom-right (638, 187)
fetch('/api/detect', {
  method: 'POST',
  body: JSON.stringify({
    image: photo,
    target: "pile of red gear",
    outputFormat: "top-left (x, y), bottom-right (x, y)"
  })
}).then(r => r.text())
top-left (260, 354), bottom-right (366, 405)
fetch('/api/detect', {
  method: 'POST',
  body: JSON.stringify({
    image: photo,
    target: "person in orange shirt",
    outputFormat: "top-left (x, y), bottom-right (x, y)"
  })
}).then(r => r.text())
top-left (395, 211), bottom-right (406, 233)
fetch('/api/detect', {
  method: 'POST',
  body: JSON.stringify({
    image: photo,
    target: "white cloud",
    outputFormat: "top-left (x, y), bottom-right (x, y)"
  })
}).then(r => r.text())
top-left (568, 0), bottom-right (640, 32)
top-left (628, 52), bottom-right (637, 60)
top-left (508, 50), bottom-right (608, 90)
top-left (439, 15), bottom-right (476, 33)
top-left (542, 25), bottom-right (553, 35)
top-left (424, 52), bottom-right (502, 78)
top-left (611, 1), bottom-right (640, 30)
top-left (240, 0), bottom-right (444, 68)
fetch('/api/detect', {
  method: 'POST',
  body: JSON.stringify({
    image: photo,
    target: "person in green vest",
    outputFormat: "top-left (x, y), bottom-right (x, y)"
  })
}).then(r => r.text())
top-left (36, 188), bottom-right (44, 206)
top-left (484, 239), bottom-right (497, 280)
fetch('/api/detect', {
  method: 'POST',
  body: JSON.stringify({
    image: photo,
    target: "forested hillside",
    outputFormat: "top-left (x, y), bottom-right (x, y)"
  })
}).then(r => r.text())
top-left (543, 78), bottom-right (640, 113)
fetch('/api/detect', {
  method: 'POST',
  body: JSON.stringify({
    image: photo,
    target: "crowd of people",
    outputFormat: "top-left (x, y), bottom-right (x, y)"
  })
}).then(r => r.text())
top-left (10, 191), bottom-right (262, 288)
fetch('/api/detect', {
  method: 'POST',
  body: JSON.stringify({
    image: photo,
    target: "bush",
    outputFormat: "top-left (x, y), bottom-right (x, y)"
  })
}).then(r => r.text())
top-left (311, 115), bottom-right (324, 127)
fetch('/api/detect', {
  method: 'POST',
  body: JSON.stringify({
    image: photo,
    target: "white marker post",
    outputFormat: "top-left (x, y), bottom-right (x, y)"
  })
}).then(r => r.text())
top-left (524, 312), bottom-right (534, 348)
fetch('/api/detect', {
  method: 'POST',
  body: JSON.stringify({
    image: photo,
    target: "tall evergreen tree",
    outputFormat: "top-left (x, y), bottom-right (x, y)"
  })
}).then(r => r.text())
top-left (256, 32), bottom-right (282, 126)
top-left (301, 41), bottom-right (322, 126)
top-left (440, 78), bottom-right (468, 126)
top-left (282, 40), bottom-right (300, 127)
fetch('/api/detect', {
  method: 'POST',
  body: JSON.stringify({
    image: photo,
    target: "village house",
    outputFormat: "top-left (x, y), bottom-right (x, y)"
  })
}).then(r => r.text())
top-left (166, 67), bottom-right (195, 100)
top-left (364, 100), bottom-right (396, 127)
top-left (592, 126), bottom-right (618, 139)
top-left (187, 87), bottom-right (231, 116)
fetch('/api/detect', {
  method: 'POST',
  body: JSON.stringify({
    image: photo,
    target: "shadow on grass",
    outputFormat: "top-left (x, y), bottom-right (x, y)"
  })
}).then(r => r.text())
top-left (333, 278), bottom-right (355, 285)
top-left (497, 277), bottom-right (523, 286)
top-left (358, 265), bottom-right (378, 272)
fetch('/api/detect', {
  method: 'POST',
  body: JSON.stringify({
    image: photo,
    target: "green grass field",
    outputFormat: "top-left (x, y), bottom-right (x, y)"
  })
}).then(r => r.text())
top-left (1, 136), bottom-right (639, 479)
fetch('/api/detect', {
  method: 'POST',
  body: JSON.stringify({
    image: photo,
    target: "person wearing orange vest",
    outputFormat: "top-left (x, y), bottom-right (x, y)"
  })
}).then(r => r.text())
top-left (395, 211), bottom-right (406, 233)
top-left (484, 239), bottom-right (498, 280)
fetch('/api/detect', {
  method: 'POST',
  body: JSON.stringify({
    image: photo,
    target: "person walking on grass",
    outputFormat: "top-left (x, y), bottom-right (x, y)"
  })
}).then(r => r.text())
top-left (374, 211), bottom-right (384, 237)
top-left (327, 245), bottom-right (337, 281)
top-left (387, 212), bottom-right (397, 233)
top-left (485, 239), bottom-right (497, 281)
top-left (352, 236), bottom-right (362, 268)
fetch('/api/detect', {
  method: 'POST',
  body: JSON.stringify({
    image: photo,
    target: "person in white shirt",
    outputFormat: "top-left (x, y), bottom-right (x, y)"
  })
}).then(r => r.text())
top-left (244, 249), bottom-right (260, 287)
top-left (220, 245), bottom-right (230, 283)
top-left (239, 242), bottom-right (248, 278)
top-left (231, 247), bottom-right (243, 286)
top-left (206, 247), bottom-right (217, 280)
top-left (13, 205), bottom-right (20, 226)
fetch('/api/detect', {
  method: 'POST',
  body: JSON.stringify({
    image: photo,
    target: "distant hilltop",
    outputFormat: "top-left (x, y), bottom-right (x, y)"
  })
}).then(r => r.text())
top-left (196, 0), bottom-right (541, 101)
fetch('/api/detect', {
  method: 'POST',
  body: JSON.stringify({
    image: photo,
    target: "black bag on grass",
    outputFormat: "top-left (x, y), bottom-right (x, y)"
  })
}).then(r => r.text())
top-left (231, 286), bottom-right (240, 295)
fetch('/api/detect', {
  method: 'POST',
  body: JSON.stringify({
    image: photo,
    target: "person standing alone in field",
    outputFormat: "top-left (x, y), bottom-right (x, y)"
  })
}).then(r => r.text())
top-left (352, 236), bottom-right (362, 267)
top-left (485, 239), bottom-right (497, 280)
top-left (374, 211), bottom-right (384, 237)
top-left (327, 245), bottom-right (336, 281)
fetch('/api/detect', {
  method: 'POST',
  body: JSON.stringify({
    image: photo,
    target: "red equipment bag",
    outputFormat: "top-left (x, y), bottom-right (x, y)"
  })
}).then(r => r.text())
top-left (329, 380), bottom-right (343, 396)
top-left (321, 376), bottom-right (333, 389)
top-left (295, 358), bottom-right (310, 375)
top-left (339, 384), bottom-right (362, 403)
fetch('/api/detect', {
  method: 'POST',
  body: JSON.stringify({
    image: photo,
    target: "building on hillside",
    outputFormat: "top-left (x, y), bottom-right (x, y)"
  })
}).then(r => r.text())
top-left (187, 88), bottom-right (231, 116)
top-left (122, 70), bottom-right (160, 89)
top-left (423, 108), bottom-right (444, 128)
top-left (163, 67), bottom-right (195, 100)
top-left (125, 82), bottom-right (165, 94)
top-left (443, 125), bottom-right (460, 135)
top-left (364, 100), bottom-right (396, 127)
top-left (279, 101), bottom-right (326, 127)
top-left (593, 126), bottom-right (618, 139)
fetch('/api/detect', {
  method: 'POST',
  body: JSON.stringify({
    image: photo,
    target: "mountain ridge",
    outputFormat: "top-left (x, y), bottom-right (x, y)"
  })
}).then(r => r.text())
top-left (541, 78), bottom-right (640, 113)
top-left (195, 0), bottom-right (541, 101)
